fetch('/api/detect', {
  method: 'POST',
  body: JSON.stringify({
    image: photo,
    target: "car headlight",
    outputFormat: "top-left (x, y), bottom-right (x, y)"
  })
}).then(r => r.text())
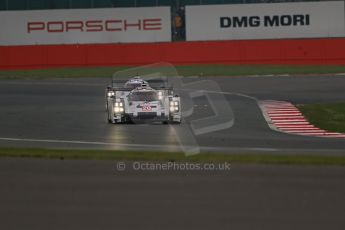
top-left (114, 101), bottom-right (124, 113)
top-left (107, 91), bottom-right (115, 97)
top-left (170, 101), bottom-right (179, 112)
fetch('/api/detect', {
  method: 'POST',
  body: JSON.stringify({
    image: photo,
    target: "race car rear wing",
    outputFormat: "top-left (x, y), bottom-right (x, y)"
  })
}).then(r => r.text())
top-left (109, 87), bottom-right (132, 91)
top-left (110, 78), bottom-right (173, 91)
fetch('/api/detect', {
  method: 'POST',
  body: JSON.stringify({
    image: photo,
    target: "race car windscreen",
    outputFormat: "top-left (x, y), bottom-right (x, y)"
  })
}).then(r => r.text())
top-left (125, 82), bottom-right (143, 89)
top-left (129, 92), bottom-right (159, 101)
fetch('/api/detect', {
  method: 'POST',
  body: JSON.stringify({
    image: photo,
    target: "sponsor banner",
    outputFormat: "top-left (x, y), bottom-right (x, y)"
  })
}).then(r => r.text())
top-left (186, 1), bottom-right (345, 41)
top-left (0, 7), bottom-right (171, 45)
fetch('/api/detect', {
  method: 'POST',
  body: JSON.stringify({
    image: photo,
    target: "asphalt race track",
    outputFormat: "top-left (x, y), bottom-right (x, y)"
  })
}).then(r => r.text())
top-left (1, 158), bottom-right (345, 230)
top-left (0, 75), bottom-right (344, 154)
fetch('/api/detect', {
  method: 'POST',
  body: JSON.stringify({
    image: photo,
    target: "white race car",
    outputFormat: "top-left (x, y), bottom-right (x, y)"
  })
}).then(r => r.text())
top-left (105, 77), bottom-right (181, 124)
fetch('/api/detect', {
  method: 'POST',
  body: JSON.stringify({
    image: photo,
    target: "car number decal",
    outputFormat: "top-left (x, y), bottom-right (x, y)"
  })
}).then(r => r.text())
top-left (142, 105), bottom-right (152, 111)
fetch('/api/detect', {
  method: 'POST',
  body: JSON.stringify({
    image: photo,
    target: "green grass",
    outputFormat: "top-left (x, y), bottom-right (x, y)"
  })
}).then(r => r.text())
top-left (1, 148), bottom-right (345, 166)
top-left (298, 103), bottom-right (345, 133)
top-left (0, 66), bottom-right (129, 79)
top-left (1, 65), bottom-right (345, 79)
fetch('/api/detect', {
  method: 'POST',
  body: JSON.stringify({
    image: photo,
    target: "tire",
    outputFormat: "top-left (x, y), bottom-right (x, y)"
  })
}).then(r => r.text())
top-left (106, 109), bottom-right (113, 124)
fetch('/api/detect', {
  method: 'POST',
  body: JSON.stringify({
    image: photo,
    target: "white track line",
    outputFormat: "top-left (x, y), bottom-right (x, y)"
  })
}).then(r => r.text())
top-left (0, 137), bottom-right (283, 153)
top-left (0, 137), bottom-right (174, 149)
top-left (259, 100), bottom-right (345, 139)
top-left (277, 127), bottom-right (315, 129)
top-left (268, 112), bottom-right (302, 116)
top-left (274, 122), bottom-right (310, 125)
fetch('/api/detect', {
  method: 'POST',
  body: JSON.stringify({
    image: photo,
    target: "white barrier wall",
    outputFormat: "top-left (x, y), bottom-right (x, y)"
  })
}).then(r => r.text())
top-left (186, 1), bottom-right (345, 41)
top-left (0, 7), bottom-right (171, 45)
